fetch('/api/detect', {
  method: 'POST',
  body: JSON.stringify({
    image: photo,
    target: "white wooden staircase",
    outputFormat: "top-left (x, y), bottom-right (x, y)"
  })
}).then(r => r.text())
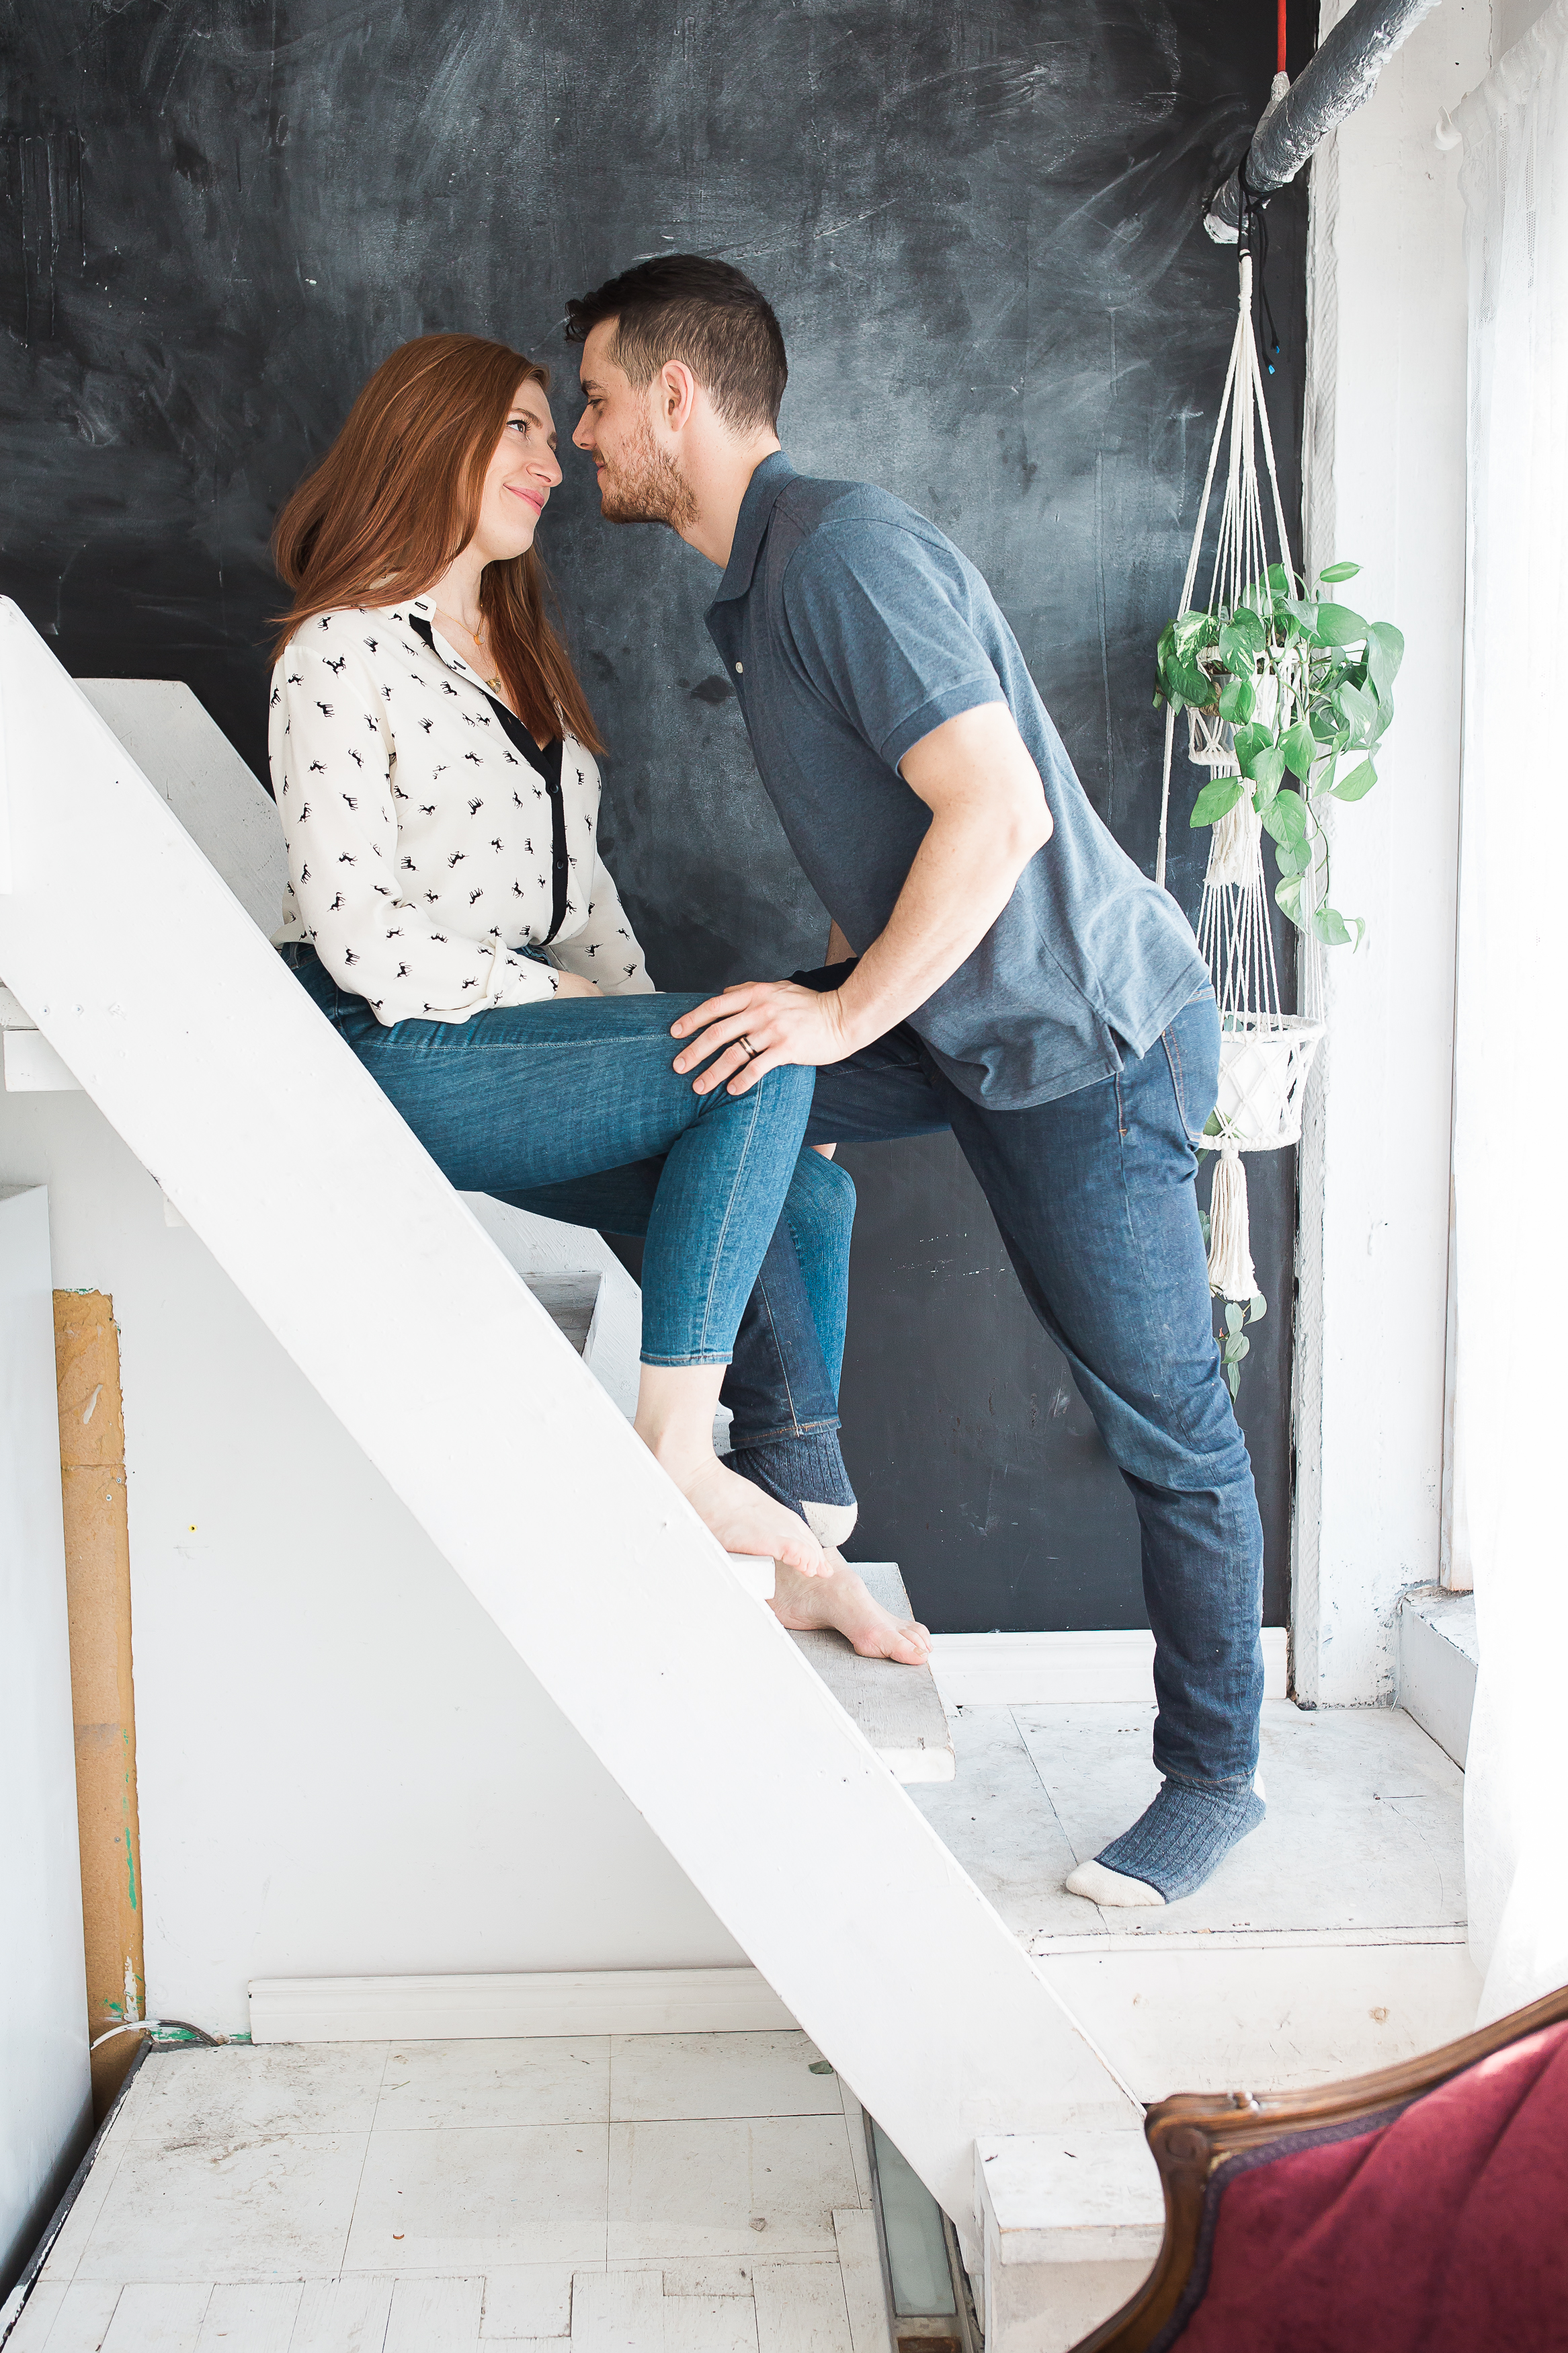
top-left (0, 600), bottom-right (1143, 2295)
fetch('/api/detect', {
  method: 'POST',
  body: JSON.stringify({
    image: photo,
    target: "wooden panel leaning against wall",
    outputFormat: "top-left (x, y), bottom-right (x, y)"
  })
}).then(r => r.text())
top-left (53, 1291), bottom-right (145, 2119)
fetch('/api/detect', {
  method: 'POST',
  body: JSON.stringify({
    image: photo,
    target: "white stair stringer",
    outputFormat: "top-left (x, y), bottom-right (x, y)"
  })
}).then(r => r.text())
top-left (0, 610), bottom-right (1139, 2251)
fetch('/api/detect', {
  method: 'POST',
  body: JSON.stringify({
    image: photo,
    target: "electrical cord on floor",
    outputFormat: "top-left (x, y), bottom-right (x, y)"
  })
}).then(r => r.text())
top-left (89, 2018), bottom-right (223, 2050)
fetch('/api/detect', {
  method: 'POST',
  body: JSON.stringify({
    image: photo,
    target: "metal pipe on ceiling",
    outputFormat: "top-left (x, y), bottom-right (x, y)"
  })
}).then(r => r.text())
top-left (1205, 0), bottom-right (1445, 241)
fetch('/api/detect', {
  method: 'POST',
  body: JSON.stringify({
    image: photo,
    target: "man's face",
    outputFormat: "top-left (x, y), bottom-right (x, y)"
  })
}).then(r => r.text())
top-left (572, 320), bottom-right (695, 530)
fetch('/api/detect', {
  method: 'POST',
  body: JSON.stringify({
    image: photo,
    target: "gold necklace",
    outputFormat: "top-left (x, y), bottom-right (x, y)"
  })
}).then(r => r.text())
top-left (434, 605), bottom-right (503, 693)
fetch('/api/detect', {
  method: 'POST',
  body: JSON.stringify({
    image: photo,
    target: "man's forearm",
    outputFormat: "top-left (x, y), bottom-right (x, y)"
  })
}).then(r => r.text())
top-left (669, 705), bottom-right (1052, 1098)
top-left (832, 805), bottom-right (1038, 1049)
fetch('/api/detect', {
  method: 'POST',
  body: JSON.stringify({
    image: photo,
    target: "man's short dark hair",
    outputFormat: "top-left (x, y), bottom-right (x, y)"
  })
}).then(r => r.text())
top-left (565, 255), bottom-right (787, 434)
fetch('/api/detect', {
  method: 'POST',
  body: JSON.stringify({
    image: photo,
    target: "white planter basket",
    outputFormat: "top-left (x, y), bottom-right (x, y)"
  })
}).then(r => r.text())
top-left (1206, 1014), bottom-right (1325, 1154)
top-left (1198, 1016), bottom-right (1325, 1305)
top-left (1186, 706), bottom-right (1233, 767)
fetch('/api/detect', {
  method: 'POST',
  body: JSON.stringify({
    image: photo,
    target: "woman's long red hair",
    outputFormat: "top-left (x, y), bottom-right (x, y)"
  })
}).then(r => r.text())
top-left (271, 333), bottom-right (604, 754)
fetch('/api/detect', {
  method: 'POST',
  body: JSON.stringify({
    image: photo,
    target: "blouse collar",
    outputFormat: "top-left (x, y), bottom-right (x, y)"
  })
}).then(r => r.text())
top-left (388, 594), bottom-right (575, 750)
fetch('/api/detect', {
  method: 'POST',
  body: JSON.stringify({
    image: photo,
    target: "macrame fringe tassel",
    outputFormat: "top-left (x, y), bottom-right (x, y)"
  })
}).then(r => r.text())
top-left (1207, 1142), bottom-right (1257, 1302)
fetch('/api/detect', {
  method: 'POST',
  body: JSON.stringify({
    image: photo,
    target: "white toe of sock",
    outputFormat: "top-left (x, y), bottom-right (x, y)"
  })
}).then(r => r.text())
top-left (1065, 1858), bottom-right (1166, 1908)
top-left (802, 1501), bottom-right (859, 1548)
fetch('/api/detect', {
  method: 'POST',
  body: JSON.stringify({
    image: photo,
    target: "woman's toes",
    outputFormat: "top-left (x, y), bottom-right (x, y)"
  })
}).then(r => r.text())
top-left (874, 1623), bottom-right (930, 1665)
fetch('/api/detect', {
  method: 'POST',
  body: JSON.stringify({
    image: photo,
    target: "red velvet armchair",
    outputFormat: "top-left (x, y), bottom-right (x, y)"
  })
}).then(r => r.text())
top-left (1072, 1980), bottom-right (1568, 2351)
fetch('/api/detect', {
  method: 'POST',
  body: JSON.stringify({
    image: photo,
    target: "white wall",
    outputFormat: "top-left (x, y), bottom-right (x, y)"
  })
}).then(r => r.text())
top-left (1494, 0), bottom-right (1555, 54)
top-left (0, 1093), bottom-right (742, 2038)
top-left (1292, 0), bottom-right (1490, 1704)
top-left (0, 1187), bottom-right (90, 2300)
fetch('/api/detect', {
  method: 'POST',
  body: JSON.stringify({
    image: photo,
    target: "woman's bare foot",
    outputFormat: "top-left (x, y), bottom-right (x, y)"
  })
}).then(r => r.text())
top-left (633, 1364), bottom-right (827, 1577)
top-left (770, 1553), bottom-right (932, 1664)
top-left (672, 1452), bottom-right (828, 1577)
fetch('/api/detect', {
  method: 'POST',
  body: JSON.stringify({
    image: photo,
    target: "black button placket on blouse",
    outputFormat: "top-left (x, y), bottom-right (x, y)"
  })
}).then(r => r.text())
top-left (482, 695), bottom-right (569, 945)
top-left (406, 614), bottom-right (571, 946)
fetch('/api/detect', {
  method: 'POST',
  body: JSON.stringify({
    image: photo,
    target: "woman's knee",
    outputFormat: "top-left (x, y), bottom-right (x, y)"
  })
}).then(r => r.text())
top-left (786, 1147), bottom-right (856, 1246)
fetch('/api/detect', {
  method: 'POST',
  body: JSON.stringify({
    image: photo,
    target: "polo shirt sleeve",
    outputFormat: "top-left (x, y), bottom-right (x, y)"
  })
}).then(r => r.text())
top-left (780, 518), bottom-right (1007, 770)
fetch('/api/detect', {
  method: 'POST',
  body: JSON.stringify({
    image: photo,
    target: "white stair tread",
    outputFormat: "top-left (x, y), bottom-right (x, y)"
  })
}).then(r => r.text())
top-left (522, 1269), bottom-right (601, 1359)
top-left (763, 1560), bottom-right (954, 1785)
top-left (979, 2125), bottom-right (1163, 2267)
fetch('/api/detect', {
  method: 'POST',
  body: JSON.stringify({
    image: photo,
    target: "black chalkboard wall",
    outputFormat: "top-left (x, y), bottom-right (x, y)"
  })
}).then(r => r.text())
top-left (2, 0), bottom-right (1315, 1633)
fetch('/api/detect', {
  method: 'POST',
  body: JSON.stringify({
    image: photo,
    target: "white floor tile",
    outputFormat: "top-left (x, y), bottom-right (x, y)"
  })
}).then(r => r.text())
top-left (73, 2134), bottom-right (368, 2284)
top-left (17, 2281), bottom-right (120, 2352)
top-left (288, 2275), bottom-right (395, 2352)
top-left (2, 2281), bottom-right (68, 2352)
top-left (608, 2118), bottom-right (858, 2262)
top-left (834, 2089), bottom-right (874, 2212)
top-left (661, 2296), bottom-right (758, 2352)
top-left (926, 1704), bottom-right (1476, 1939)
top-left (194, 2282), bottom-right (302, 2350)
top-left (376, 2040), bottom-right (609, 2131)
top-left (1007, 1702), bottom-right (1467, 1936)
top-left (100, 2284), bottom-right (212, 2352)
top-left (909, 1705), bottom-right (1089, 1942)
top-left (831, 2211), bottom-right (893, 2353)
top-left (608, 2035), bottom-right (837, 2124)
top-left (126, 2047), bottom-right (386, 2149)
top-left (1039, 1939), bottom-right (1483, 2101)
top-left (110, 2061), bottom-right (160, 2141)
top-left (657, 2263), bottom-right (755, 2301)
top-left (24, 2047), bottom-right (880, 2353)
top-left (345, 2125), bottom-right (608, 2272)
top-left (480, 2266), bottom-right (575, 2337)
top-left (1, 2284), bottom-right (61, 2353)
top-left (569, 2269), bottom-right (663, 2348)
top-left (752, 2262), bottom-right (853, 2353)
top-left (383, 2276), bottom-right (483, 2352)
top-left (38, 2137), bottom-right (128, 2283)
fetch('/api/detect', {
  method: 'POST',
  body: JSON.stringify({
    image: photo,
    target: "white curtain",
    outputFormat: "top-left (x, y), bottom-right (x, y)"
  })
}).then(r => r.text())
top-left (1452, 0), bottom-right (1568, 2024)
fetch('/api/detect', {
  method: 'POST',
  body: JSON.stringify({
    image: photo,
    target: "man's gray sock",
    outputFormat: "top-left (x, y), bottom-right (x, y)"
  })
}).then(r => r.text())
top-left (729, 1431), bottom-right (858, 1535)
top-left (1066, 1777), bottom-right (1266, 1906)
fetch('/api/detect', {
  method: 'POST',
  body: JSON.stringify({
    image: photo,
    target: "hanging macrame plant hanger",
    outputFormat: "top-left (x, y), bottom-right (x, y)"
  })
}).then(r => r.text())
top-left (1157, 248), bottom-right (1325, 1303)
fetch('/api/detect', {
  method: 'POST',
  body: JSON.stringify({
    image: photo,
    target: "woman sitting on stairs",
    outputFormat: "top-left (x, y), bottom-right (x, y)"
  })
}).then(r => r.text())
top-left (267, 331), bottom-right (930, 1665)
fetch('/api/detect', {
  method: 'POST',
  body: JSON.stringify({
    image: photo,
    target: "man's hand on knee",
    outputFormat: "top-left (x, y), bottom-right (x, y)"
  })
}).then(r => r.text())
top-left (671, 979), bottom-right (853, 1096)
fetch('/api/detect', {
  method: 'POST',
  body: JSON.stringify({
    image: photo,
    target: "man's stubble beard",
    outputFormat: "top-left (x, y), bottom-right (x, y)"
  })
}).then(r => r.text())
top-left (597, 411), bottom-right (698, 533)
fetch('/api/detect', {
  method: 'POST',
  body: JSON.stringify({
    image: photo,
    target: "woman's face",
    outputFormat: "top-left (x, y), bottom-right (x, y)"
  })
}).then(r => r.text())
top-left (470, 378), bottom-right (563, 564)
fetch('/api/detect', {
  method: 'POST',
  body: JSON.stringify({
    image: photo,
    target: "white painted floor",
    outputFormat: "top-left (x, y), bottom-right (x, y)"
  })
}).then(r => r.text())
top-left (9, 1703), bottom-right (1481, 2353)
top-left (914, 1698), bottom-right (1467, 1943)
top-left (9, 2035), bottom-right (895, 2353)
top-left (913, 1699), bottom-right (1482, 2098)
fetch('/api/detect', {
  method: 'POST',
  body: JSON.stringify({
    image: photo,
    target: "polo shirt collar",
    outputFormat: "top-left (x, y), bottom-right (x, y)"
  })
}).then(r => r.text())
top-left (711, 451), bottom-right (797, 606)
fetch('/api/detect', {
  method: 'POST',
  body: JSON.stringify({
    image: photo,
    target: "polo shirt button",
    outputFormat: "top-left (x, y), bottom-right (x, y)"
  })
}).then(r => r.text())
top-left (735, 661), bottom-right (744, 673)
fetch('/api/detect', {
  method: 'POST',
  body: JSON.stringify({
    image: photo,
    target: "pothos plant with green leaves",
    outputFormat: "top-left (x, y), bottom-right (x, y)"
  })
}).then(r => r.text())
top-left (1154, 559), bottom-right (1404, 943)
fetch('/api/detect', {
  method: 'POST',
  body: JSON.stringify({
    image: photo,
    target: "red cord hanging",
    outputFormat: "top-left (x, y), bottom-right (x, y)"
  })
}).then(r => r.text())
top-left (1277, 0), bottom-right (1288, 75)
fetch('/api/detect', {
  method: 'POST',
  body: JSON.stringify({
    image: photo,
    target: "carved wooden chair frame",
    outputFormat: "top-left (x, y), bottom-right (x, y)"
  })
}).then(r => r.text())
top-left (1070, 1978), bottom-right (1568, 2352)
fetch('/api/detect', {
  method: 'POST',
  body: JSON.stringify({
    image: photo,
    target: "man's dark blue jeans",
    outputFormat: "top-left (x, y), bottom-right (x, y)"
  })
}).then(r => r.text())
top-left (743, 974), bottom-right (1264, 1793)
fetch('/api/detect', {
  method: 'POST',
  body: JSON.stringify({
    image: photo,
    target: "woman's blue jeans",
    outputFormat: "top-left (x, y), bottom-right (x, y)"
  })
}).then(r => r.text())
top-left (506, 1148), bottom-right (854, 1451)
top-left (282, 945), bottom-right (825, 1369)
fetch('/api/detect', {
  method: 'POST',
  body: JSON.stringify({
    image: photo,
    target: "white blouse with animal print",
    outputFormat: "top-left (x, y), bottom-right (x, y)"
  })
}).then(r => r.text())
top-left (268, 594), bottom-right (653, 1023)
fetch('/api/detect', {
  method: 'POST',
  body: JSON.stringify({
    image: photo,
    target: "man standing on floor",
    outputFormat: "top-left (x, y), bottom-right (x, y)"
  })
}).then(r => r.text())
top-left (565, 254), bottom-right (1264, 1908)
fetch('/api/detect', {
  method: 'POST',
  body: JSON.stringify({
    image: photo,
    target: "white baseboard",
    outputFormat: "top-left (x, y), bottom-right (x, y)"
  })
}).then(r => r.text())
top-left (930, 1626), bottom-right (1289, 1706)
top-left (248, 1965), bottom-right (795, 2044)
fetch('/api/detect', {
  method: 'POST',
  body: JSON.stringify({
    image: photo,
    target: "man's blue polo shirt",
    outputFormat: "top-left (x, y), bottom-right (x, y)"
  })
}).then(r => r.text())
top-left (704, 452), bottom-right (1207, 1110)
